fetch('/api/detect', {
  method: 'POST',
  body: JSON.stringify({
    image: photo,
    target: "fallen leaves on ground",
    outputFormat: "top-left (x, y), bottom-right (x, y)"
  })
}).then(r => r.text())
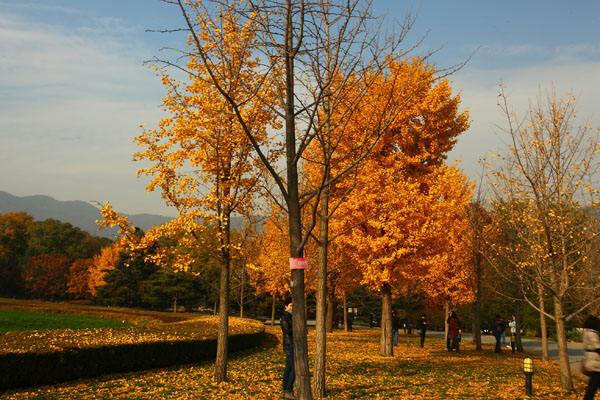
top-left (0, 316), bottom-right (263, 355)
top-left (1, 328), bottom-right (587, 399)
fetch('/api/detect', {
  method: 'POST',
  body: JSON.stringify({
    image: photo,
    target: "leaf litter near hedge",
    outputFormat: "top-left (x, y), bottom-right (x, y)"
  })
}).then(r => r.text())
top-left (1, 328), bottom-right (589, 400)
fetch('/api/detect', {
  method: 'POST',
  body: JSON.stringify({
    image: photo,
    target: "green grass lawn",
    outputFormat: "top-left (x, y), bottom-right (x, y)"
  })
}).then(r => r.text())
top-left (0, 309), bottom-right (130, 333)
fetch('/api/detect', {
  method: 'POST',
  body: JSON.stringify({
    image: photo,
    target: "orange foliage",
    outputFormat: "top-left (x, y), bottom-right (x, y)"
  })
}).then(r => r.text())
top-left (67, 258), bottom-right (94, 299)
top-left (22, 254), bottom-right (70, 299)
top-left (88, 243), bottom-right (122, 297)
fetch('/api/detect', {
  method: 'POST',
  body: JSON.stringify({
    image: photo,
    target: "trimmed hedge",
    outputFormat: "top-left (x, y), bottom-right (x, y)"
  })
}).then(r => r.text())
top-left (0, 331), bottom-right (264, 390)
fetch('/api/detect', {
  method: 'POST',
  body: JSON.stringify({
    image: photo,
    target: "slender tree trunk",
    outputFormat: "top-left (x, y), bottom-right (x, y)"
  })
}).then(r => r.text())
top-left (213, 299), bottom-right (218, 316)
top-left (326, 292), bottom-right (334, 333)
top-left (271, 293), bottom-right (276, 326)
top-left (343, 292), bottom-right (348, 332)
top-left (283, 1), bottom-right (311, 393)
top-left (313, 186), bottom-right (329, 398)
top-left (380, 284), bottom-right (393, 356)
top-left (240, 263), bottom-right (245, 318)
top-left (473, 254), bottom-right (482, 350)
top-left (537, 280), bottom-right (549, 360)
top-left (173, 297), bottom-right (177, 314)
top-left (444, 301), bottom-right (450, 348)
top-left (553, 298), bottom-right (573, 390)
top-left (214, 223), bottom-right (231, 383)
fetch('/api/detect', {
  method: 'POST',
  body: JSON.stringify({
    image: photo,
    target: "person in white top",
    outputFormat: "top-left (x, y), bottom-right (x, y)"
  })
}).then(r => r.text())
top-left (508, 315), bottom-right (517, 354)
top-left (583, 314), bottom-right (600, 400)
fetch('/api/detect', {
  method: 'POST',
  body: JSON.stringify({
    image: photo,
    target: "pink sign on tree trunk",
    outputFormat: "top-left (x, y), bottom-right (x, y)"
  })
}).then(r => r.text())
top-left (289, 257), bottom-right (308, 270)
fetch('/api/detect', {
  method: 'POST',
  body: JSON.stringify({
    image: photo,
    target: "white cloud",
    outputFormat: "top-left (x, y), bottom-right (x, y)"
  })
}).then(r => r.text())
top-left (0, 8), bottom-right (173, 215)
top-left (449, 57), bottom-right (600, 181)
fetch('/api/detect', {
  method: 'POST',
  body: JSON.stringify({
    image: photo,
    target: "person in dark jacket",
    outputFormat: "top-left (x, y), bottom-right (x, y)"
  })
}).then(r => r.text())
top-left (392, 310), bottom-right (400, 346)
top-left (281, 301), bottom-right (294, 399)
top-left (492, 314), bottom-right (505, 354)
top-left (418, 314), bottom-right (429, 348)
top-left (447, 311), bottom-right (462, 352)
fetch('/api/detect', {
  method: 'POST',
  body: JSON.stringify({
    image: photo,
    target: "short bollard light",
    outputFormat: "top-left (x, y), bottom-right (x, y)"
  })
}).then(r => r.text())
top-left (523, 357), bottom-right (534, 396)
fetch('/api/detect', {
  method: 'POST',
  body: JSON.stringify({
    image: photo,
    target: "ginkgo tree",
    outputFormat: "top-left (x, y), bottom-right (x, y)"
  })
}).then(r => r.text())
top-left (335, 60), bottom-right (470, 356)
top-left (484, 87), bottom-right (600, 390)
top-left (154, 1), bottom-right (417, 397)
top-left (102, 7), bottom-right (278, 383)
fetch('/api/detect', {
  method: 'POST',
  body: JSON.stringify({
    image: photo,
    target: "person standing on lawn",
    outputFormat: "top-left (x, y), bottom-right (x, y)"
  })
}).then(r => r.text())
top-left (418, 314), bottom-right (428, 348)
top-left (492, 314), bottom-right (505, 354)
top-left (392, 310), bottom-right (400, 346)
top-left (508, 315), bottom-right (517, 353)
top-left (281, 301), bottom-right (294, 399)
top-left (447, 311), bottom-right (461, 352)
top-left (583, 314), bottom-right (600, 400)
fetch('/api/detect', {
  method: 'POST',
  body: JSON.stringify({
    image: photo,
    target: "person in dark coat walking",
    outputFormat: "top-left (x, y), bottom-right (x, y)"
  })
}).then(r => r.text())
top-left (492, 314), bottom-right (505, 354)
top-left (418, 314), bottom-right (428, 348)
top-left (281, 301), bottom-right (294, 399)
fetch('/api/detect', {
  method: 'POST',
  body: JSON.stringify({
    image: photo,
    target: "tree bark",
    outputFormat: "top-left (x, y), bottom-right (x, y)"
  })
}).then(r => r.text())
top-left (326, 292), bottom-right (334, 333)
top-left (537, 280), bottom-right (549, 360)
top-left (283, 1), bottom-right (311, 396)
top-left (271, 292), bottom-right (276, 326)
top-left (173, 297), bottom-right (177, 314)
top-left (313, 186), bottom-right (329, 398)
top-left (444, 301), bottom-right (450, 348)
top-left (553, 298), bottom-right (574, 390)
top-left (380, 284), bottom-right (393, 356)
top-left (239, 262), bottom-right (245, 318)
top-left (343, 291), bottom-right (348, 332)
top-left (214, 225), bottom-right (231, 383)
top-left (472, 252), bottom-right (482, 350)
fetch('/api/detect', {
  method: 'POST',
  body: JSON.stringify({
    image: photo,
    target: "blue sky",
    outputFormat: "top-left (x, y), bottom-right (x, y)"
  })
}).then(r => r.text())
top-left (1, 0), bottom-right (599, 216)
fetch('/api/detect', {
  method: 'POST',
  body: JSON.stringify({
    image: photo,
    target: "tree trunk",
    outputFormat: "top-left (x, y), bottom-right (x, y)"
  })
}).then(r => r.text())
top-left (214, 230), bottom-right (231, 383)
top-left (553, 298), bottom-right (573, 390)
top-left (214, 299), bottom-right (218, 316)
top-left (537, 281), bottom-right (549, 360)
top-left (444, 301), bottom-right (450, 348)
top-left (343, 292), bottom-right (348, 332)
top-left (313, 187), bottom-right (329, 398)
top-left (380, 284), bottom-right (393, 356)
top-left (326, 292), bottom-right (334, 333)
top-left (173, 297), bottom-right (177, 314)
top-left (472, 253), bottom-right (482, 350)
top-left (284, 1), bottom-right (311, 396)
top-left (271, 293), bottom-right (276, 326)
top-left (239, 262), bottom-right (245, 318)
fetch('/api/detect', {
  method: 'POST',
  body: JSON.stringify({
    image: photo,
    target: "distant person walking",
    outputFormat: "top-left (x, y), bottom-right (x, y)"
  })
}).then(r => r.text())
top-left (418, 314), bottom-right (428, 348)
top-left (447, 311), bottom-right (461, 352)
top-left (508, 315), bottom-right (517, 353)
top-left (583, 314), bottom-right (600, 400)
top-left (347, 310), bottom-right (354, 332)
top-left (281, 301), bottom-right (294, 399)
top-left (392, 310), bottom-right (400, 346)
top-left (492, 314), bottom-right (505, 354)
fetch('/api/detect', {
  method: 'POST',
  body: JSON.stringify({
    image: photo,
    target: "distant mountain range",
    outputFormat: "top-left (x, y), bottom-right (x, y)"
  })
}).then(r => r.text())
top-left (0, 191), bottom-right (173, 239)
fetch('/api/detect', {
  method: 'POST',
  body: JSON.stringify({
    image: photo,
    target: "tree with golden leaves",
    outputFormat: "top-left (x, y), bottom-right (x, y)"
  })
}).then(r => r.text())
top-left (88, 242), bottom-right (122, 297)
top-left (484, 86), bottom-right (600, 390)
top-left (335, 61), bottom-right (470, 356)
top-left (101, 8), bottom-right (277, 383)
top-left (155, 0), bottom-right (421, 396)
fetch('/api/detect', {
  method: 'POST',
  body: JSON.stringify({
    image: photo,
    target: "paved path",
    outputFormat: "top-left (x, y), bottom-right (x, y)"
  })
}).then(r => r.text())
top-left (461, 333), bottom-right (584, 372)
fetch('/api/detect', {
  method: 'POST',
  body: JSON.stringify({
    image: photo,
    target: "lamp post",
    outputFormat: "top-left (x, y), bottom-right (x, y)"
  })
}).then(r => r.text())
top-left (523, 357), bottom-right (534, 396)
